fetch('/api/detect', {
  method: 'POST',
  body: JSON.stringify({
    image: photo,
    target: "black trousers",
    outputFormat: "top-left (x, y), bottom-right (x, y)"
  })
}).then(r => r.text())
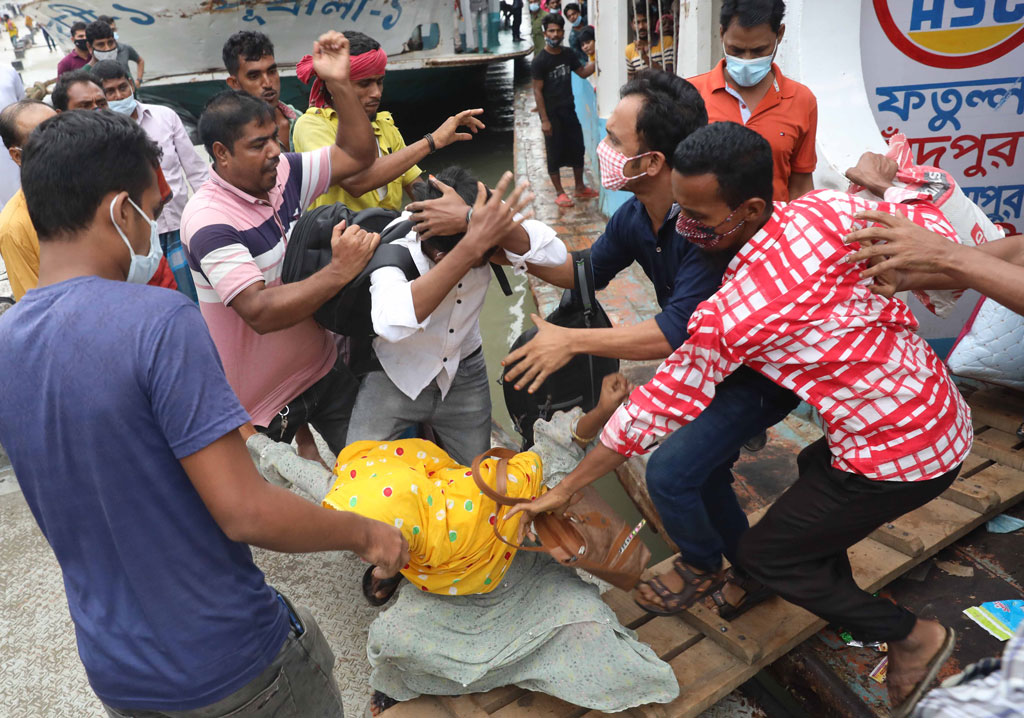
top-left (737, 438), bottom-right (960, 643)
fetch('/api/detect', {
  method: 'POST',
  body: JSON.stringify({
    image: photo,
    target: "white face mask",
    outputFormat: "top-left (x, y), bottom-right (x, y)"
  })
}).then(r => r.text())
top-left (108, 93), bottom-right (137, 116)
top-left (93, 47), bottom-right (118, 62)
top-left (723, 38), bottom-right (777, 88)
top-left (110, 196), bottom-right (161, 285)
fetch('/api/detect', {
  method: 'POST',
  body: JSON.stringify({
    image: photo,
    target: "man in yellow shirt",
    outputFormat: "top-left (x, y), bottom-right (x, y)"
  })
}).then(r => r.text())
top-left (625, 5), bottom-right (675, 78)
top-left (293, 31), bottom-right (485, 211)
top-left (0, 100), bottom-right (55, 299)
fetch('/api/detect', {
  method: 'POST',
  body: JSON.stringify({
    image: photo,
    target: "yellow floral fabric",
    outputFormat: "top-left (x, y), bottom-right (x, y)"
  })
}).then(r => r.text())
top-left (323, 439), bottom-right (544, 596)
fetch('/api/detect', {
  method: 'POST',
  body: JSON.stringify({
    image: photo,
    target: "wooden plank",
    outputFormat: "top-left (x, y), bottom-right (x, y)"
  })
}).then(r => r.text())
top-left (383, 697), bottom-right (457, 717)
top-left (491, 692), bottom-right (587, 718)
top-left (441, 696), bottom-right (492, 718)
top-left (868, 522), bottom-right (925, 557)
top-left (602, 587), bottom-right (651, 628)
top-left (973, 429), bottom-right (1024, 471)
top-left (473, 688), bottom-right (529, 714)
top-left (969, 388), bottom-right (1024, 435)
top-left (970, 460), bottom-right (1024, 505)
top-left (676, 601), bottom-right (762, 664)
top-left (635, 616), bottom-right (703, 661)
top-left (942, 481), bottom-right (1000, 513)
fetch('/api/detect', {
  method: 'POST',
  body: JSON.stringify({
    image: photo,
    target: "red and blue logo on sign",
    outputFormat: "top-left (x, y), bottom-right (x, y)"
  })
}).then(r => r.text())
top-left (874, 0), bottom-right (1024, 68)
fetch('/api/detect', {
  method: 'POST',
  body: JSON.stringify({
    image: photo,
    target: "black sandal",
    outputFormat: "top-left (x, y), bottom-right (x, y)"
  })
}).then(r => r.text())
top-left (634, 557), bottom-right (727, 616)
top-left (362, 566), bottom-right (402, 607)
top-left (711, 567), bottom-right (774, 621)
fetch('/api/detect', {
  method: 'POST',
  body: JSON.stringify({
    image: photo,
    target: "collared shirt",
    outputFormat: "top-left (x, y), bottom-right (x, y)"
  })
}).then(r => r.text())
top-left (689, 60), bottom-right (818, 202)
top-left (369, 214), bottom-right (567, 401)
top-left (57, 50), bottom-right (91, 76)
top-left (914, 624), bottom-right (1024, 717)
top-left (590, 196), bottom-right (724, 349)
top-left (0, 189), bottom-right (38, 300)
top-left (293, 108), bottom-right (421, 212)
top-left (601, 190), bottom-right (973, 483)
top-left (625, 36), bottom-right (675, 75)
top-left (180, 148), bottom-right (337, 427)
top-left (136, 102), bottom-right (209, 235)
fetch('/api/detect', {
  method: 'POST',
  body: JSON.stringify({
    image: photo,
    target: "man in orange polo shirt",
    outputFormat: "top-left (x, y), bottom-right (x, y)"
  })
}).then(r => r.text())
top-left (688, 0), bottom-right (817, 201)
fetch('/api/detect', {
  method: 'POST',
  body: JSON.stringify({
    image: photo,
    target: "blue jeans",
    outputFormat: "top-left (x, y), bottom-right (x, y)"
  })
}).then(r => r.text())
top-left (645, 366), bottom-right (800, 572)
top-left (159, 230), bottom-right (198, 304)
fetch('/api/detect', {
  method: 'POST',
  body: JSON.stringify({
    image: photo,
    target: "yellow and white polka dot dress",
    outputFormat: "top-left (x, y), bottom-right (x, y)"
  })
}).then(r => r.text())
top-left (323, 439), bottom-right (544, 596)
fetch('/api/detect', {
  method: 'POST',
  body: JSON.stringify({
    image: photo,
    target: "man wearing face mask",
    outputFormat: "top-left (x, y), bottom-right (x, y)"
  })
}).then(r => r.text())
top-left (93, 60), bottom-right (207, 303)
top-left (688, 0), bottom-right (817, 201)
top-left (0, 108), bottom-right (407, 716)
top-left (530, 0), bottom-right (547, 55)
top-left (85, 20), bottom-right (144, 87)
top-left (293, 30), bottom-right (484, 212)
top-left (56, 21), bottom-right (91, 77)
top-left (501, 73), bottom-right (799, 614)
top-left (563, 3), bottom-right (592, 64)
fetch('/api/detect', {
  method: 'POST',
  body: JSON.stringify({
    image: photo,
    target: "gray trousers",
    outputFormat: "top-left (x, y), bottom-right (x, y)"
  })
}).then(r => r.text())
top-left (102, 605), bottom-right (343, 718)
top-left (346, 349), bottom-right (492, 466)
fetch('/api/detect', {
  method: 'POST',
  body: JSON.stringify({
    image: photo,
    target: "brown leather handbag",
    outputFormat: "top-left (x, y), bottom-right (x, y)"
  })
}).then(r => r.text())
top-left (471, 448), bottom-right (651, 591)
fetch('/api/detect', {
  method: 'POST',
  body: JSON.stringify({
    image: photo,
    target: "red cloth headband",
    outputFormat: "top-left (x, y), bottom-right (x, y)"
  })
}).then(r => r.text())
top-left (296, 47), bottom-right (388, 109)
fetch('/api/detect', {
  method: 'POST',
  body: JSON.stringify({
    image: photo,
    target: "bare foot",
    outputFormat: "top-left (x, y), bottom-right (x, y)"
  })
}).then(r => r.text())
top-left (887, 618), bottom-right (950, 707)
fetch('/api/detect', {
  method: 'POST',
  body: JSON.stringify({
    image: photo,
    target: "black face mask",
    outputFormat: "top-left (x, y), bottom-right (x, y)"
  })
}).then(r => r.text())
top-left (74, 39), bottom-right (89, 51)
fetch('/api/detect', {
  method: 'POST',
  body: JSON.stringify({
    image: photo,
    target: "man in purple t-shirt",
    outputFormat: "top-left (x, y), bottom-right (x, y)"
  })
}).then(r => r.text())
top-left (0, 103), bottom-right (409, 716)
top-left (56, 21), bottom-right (91, 76)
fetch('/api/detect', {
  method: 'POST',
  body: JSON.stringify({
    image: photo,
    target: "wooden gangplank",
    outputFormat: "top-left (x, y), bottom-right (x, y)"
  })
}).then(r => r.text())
top-left (382, 387), bottom-right (1024, 718)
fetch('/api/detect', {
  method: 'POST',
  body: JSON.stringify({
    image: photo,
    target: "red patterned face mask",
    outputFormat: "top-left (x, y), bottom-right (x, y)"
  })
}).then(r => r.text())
top-left (675, 207), bottom-right (746, 248)
top-left (597, 139), bottom-right (654, 191)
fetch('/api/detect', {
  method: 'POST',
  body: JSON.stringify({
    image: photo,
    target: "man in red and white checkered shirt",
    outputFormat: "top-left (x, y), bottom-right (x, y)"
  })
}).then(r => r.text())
top-left (511, 122), bottom-right (970, 715)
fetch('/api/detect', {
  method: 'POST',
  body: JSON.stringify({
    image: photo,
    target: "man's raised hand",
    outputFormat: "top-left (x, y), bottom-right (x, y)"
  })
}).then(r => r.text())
top-left (433, 108), bottom-right (486, 149)
top-left (312, 31), bottom-right (352, 86)
top-left (460, 171), bottom-right (534, 259)
top-left (329, 220), bottom-right (380, 285)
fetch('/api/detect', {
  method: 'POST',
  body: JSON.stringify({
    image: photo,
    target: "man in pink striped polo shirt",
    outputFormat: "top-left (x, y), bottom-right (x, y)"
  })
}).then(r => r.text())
top-left (181, 32), bottom-right (379, 455)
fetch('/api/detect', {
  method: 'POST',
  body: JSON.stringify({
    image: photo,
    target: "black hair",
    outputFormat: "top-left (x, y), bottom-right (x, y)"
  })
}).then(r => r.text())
top-left (563, 2), bottom-right (581, 14)
top-left (343, 30), bottom-right (381, 56)
top-left (70, 21), bottom-right (87, 36)
top-left (51, 69), bottom-right (102, 112)
top-left (198, 89), bottom-right (274, 159)
top-left (670, 122), bottom-right (773, 209)
top-left (97, 14), bottom-right (115, 25)
top-left (91, 59), bottom-right (128, 84)
top-left (21, 111), bottom-right (161, 240)
top-left (620, 70), bottom-right (708, 157)
top-left (578, 26), bottom-right (595, 43)
top-left (412, 166), bottom-right (489, 253)
top-left (221, 31), bottom-right (275, 76)
top-left (85, 20), bottom-right (113, 44)
top-left (0, 100), bottom-right (49, 149)
top-left (542, 12), bottom-right (564, 30)
top-left (720, 0), bottom-right (786, 33)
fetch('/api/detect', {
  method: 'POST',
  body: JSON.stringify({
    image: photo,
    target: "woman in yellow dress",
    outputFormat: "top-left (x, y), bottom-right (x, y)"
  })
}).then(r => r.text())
top-left (323, 439), bottom-right (543, 597)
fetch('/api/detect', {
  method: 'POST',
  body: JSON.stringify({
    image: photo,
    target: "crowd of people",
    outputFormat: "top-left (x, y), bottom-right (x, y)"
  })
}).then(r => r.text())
top-left (0, 1), bottom-right (1021, 718)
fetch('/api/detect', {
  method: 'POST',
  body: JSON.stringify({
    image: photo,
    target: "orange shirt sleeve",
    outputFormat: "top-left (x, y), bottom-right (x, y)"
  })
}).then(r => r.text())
top-left (790, 89), bottom-right (818, 174)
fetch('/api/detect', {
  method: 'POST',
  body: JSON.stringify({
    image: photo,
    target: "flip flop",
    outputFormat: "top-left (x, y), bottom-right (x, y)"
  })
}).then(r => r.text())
top-left (364, 690), bottom-right (399, 717)
top-left (711, 568), bottom-right (774, 621)
top-left (891, 626), bottom-right (956, 718)
top-left (362, 565), bottom-right (402, 607)
top-left (574, 186), bottom-right (599, 199)
top-left (555, 193), bottom-right (574, 207)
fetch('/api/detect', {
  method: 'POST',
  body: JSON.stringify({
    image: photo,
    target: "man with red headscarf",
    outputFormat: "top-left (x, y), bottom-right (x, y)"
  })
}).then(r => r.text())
top-left (293, 30), bottom-right (486, 212)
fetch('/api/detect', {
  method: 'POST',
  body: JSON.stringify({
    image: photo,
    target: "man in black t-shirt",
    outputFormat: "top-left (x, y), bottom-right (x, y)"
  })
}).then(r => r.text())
top-left (530, 13), bottom-right (595, 208)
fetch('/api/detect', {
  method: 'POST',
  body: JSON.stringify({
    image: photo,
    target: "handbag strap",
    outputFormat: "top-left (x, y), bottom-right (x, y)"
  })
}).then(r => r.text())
top-left (470, 448), bottom-right (525, 506)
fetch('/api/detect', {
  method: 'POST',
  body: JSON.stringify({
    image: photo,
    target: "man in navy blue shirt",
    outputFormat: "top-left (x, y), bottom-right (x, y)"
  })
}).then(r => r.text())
top-left (0, 74), bottom-right (412, 716)
top-left (502, 71), bottom-right (800, 616)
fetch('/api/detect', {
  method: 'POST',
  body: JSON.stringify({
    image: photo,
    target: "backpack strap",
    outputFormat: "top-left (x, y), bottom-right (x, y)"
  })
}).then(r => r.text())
top-left (360, 243), bottom-right (420, 282)
top-left (573, 251), bottom-right (596, 319)
top-left (491, 263), bottom-right (513, 296)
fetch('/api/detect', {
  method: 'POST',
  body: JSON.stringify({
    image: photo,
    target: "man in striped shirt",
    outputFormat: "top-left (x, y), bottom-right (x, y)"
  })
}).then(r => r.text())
top-left (181, 32), bottom-right (379, 456)
top-left (512, 122), bottom-right (970, 716)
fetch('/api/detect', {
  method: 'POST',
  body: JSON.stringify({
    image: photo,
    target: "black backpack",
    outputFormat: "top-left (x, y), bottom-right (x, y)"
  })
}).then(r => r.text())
top-left (503, 250), bottom-right (619, 448)
top-left (282, 204), bottom-right (420, 338)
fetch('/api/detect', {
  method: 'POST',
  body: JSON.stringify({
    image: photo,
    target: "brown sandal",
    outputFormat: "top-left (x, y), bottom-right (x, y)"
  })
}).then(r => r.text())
top-left (711, 567), bottom-right (774, 621)
top-left (634, 557), bottom-right (727, 616)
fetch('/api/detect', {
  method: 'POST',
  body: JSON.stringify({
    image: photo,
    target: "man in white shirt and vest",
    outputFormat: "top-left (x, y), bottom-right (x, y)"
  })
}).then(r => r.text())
top-left (346, 167), bottom-right (564, 465)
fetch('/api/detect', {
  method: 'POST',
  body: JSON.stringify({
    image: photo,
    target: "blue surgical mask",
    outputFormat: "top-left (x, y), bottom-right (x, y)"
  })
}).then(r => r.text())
top-left (113, 31), bottom-right (119, 41)
top-left (545, 36), bottom-right (562, 47)
top-left (529, 2), bottom-right (540, 11)
top-left (108, 93), bottom-right (138, 116)
top-left (723, 39), bottom-right (777, 88)
top-left (570, 15), bottom-right (582, 26)
top-left (110, 196), bottom-right (162, 284)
